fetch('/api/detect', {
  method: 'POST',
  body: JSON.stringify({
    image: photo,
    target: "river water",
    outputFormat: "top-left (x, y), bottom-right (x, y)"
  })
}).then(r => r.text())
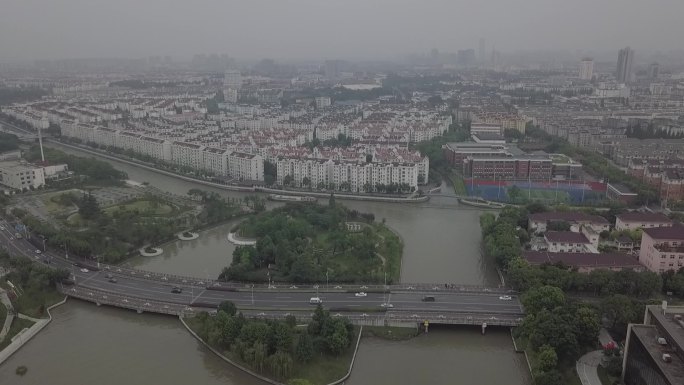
top-left (2, 143), bottom-right (530, 385)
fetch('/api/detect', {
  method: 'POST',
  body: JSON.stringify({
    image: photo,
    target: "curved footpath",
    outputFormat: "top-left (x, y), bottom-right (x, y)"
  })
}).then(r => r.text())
top-left (576, 350), bottom-right (603, 385)
top-left (46, 140), bottom-right (429, 204)
top-left (180, 316), bottom-right (363, 385)
top-left (0, 296), bottom-right (68, 365)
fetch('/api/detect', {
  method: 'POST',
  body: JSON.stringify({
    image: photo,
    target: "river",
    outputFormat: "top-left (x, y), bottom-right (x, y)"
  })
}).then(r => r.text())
top-left (0, 142), bottom-right (530, 385)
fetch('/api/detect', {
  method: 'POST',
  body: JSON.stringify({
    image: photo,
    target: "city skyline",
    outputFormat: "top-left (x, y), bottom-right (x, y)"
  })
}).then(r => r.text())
top-left (2, 0), bottom-right (684, 62)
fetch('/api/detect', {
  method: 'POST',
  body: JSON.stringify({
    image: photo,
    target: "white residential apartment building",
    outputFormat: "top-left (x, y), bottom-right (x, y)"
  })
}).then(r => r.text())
top-left (228, 152), bottom-right (264, 182)
top-left (276, 157), bottom-right (419, 192)
top-left (171, 141), bottom-right (204, 170)
top-left (202, 147), bottom-right (228, 176)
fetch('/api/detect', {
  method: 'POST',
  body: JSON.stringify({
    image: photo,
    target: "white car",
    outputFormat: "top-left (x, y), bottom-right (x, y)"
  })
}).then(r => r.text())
top-left (35, 249), bottom-right (41, 254)
top-left (355, 292), bottom-right (367, 297)
top-left (80, 268), bottom-right (89, 273)
top-left (360, 285), bottom-right (368, 289)
top-left (380, 303), bottom-right (394, 308)
top-left (499, 295), bottom-right (512, 301)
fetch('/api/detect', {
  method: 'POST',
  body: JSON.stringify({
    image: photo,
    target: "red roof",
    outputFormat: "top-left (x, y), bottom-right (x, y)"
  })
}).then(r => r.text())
top-left (642, 224), bottom-right (684, 241)
top-left (523, 251), bottom-right (643, 269)
top-left (616, 212), bottom-right (672, 224)
top-left (529, 211), bottom-right (609, 224)
top-left (545, 231), bottom-right (590, 244)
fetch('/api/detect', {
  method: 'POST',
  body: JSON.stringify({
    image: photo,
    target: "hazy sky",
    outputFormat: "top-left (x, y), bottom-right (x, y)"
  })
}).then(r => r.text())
top-left (2, 0), bottom-right (683, 61)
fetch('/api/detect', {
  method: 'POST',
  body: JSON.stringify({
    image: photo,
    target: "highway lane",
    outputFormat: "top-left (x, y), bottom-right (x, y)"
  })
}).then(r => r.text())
top-left (0, 217), bottom-right (524, 316)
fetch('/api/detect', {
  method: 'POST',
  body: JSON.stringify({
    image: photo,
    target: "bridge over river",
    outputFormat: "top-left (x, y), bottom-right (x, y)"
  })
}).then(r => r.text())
top-left (1, 218), bottom-right (524, 328)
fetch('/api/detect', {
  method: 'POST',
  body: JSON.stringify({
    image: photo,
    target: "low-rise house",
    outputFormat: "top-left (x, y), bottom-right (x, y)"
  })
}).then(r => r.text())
top-left (544, 231), bottom-right (593, 253)
top-left (616, 235), bottom-right (636, 252)
top-left (639, 225), bottom-right (684, 273)
top-left (528, 211), bottom-right (610, 233)
top-left (523, 251), bottom-right (645, 272)
top-left (615, 212), bottom-right (673, 231)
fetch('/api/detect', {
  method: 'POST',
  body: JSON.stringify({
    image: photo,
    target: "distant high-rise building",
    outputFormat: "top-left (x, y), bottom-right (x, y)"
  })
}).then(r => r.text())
top-left (578, 58), bottom-right (594, 80)
top-left (324, 60), bottom-right (342, 79)
top-left (478, 38), bottom-right (486, 64)
top-left (457, 49), bottom-right (476, 67)
top-left (223, 69), bottom-right (242, 90)
top-left (648, 62), bottom-right (660, 79)
top-left (616, 47), bottom-right (634, 84)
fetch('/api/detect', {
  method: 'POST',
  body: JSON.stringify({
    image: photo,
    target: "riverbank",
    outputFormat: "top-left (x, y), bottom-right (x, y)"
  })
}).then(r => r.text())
top-left (47, 140), bottom-right (430, 204)
top-left (181, 315), bottom-right (363, 385)
top-left (0, 296), bottom-right (68, 365)
top-left (362, 326), bottom-right (420, 341)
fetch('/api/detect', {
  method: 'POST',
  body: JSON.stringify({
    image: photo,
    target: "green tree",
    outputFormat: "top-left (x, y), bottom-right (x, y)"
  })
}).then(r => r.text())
top-left (575, 305), bottom-right (601, 348)
top-left (267, 351), bottom-right (294, 379)
top-left (295, 332), bottom-right (314, 363)
top-left (522, 285), bottom-right (565, 315)
top-left (218, 301), bottom-right (237, 316)
top-left (601, 294), bottom-right (637, 330)
top-left (534, 345), bottom-right (558, 373)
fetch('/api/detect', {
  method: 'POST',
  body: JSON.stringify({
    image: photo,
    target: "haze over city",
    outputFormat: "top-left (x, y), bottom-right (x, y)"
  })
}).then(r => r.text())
top-left (3, 1), bottom-right (684, 385)
top-left (2, 0), bottom-right (684, 61)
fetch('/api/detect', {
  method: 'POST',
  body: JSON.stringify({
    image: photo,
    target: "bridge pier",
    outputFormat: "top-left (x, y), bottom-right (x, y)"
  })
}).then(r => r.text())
top-left (481, 322), bottom-right (487, 335)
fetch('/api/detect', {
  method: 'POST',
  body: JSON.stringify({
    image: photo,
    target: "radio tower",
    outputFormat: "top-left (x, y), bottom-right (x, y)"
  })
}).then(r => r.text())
top-left (37, 127), bottom-right (45, 163)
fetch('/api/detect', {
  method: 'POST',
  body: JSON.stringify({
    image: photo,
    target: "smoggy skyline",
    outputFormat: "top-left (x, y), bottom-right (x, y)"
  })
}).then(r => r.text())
top-left (2, 0), bottom-right (683, 62)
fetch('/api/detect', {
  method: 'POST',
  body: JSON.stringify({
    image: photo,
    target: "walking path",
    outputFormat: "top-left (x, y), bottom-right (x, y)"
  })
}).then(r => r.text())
top-left (0, 289), bottom-right (15, 342)
top-left (576, 328), bottom-right (614, 385)
top-left (576, 350), bottom-right (603, 385)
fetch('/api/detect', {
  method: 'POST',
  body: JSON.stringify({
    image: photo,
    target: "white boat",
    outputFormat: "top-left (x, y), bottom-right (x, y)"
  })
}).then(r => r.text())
top-left (268, 194), bottom-right (317, 202)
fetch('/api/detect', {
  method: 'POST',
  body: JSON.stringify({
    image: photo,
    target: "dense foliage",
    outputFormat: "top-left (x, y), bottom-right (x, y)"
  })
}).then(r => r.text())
top-left (191, 303), bottom-right (354, 381)
top-left (221, 201), bottom-right (401, 284)
top-left (0, 132), bottom-right (20, 152)
top-left (25, 145), bottom-right (127, 185)
top-left (480, 203), bottom-right (662, 384)
top-left (413, 121), bottom-right (471, 184)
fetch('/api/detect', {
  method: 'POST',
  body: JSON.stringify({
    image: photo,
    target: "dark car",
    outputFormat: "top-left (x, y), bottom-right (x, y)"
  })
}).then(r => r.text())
top-left (171, 286), bottom-right (182, 294)
top-left (108, 277), bottom-right (118, 283)
top-left (422, 295), bottom-right (436, 302)
top-left (105, 273), bottom-right (113, 279)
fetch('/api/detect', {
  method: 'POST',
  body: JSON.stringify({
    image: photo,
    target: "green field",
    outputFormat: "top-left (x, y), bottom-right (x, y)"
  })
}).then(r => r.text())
top-left (103, 200), bottom-right (175, 216)
top-left (510, 187), bottom-right (570, 203)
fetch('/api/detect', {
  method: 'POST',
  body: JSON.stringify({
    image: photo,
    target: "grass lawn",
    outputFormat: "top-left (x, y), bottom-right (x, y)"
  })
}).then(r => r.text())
top-left (103, 199), bottom-right (175, 216)
top-left (0, 317), bottom-right (35, 350)
top-left (362, 326), bottom-right (419, 341)
top-left (11, 286), bottom-right (64, 318)
top-left (374, 224), bottom-right (403, 284)
top-left (292, 327), bottom-right (359, 385)
top-left (447, 172), bottom-right (467, 195)
top-left (512, 188), bottom-right (570, 203)
top-left (38, 189), bottom-right (82, 215)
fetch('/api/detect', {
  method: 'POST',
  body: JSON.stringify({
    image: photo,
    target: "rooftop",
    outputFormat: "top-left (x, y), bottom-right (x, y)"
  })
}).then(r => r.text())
top-left (529, 211), bottom-right (609, 224)
top-left (617, 212), bottom-right (673, 224)
top-left (545, 231), bottom-right (591, 244)
top-left (523, 251), bottom-right (643, 269)
top-left (643, 224), bottom-right (684, 241)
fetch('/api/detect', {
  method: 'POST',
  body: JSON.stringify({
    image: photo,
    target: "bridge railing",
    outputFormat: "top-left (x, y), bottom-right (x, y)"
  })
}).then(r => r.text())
top-left (58, 285), bottom-right (200, 316)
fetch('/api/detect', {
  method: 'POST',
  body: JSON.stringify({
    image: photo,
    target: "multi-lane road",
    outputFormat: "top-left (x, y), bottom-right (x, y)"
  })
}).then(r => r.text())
top-left (0, 216), bottom-right (524, 324)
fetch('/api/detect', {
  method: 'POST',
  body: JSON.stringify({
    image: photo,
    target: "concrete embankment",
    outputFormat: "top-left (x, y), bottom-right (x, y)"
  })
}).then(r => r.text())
top-left (0, 297), bottom-right (68, 365)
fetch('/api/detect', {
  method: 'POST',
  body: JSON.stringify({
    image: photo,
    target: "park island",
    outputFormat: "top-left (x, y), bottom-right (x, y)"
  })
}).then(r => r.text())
top-left (222, 196), bottom-right (403, 285)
